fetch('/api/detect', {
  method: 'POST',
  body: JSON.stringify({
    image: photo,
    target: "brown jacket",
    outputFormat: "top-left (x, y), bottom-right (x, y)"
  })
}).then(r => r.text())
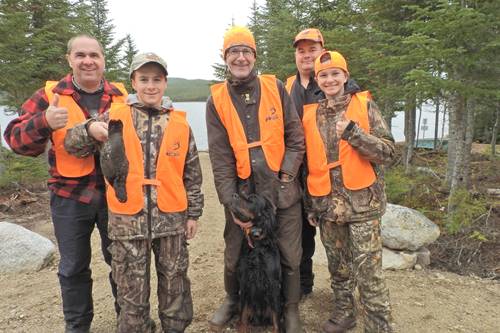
top-left (206, 71), bottom-right (305, 209)
top-left (304, 94), bottom-right (395, 223)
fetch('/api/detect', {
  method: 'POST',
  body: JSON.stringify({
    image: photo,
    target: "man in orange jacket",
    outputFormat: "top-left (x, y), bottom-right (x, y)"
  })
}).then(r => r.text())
top-left (3, 35), bottom-right (127, 333)
top-left (206, 26), bottom-right (305, 333)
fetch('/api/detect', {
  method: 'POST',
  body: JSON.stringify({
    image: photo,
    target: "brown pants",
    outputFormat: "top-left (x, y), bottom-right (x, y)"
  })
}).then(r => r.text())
top-left (110, 234), bottom-right (193, 332)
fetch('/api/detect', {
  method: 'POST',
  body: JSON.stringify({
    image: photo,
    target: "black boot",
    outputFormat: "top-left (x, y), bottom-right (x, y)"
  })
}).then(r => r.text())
top-left (283, 270), bottom-right (302, 333)
top-left (208, 268), bottom-right (239, 331)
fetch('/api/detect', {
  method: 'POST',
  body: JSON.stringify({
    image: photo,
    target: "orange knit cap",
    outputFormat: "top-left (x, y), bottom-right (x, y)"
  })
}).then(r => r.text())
top-left (314, 51), bottom-right (349, 76)
top-left (223, 26), bottom-right (256, 58)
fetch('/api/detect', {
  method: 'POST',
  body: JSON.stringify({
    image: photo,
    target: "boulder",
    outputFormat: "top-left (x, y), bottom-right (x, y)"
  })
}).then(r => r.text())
top-left (382, 247), bottom-right (417, 270)
top-left (416, 247), bottom-right (431, 266)
top-left (0, 222), bottom-right (55, 273)
top-left (381, 204), bottom-right (440, 251)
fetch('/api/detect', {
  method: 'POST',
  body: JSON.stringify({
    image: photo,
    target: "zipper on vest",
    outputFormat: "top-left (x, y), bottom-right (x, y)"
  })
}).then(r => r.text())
top-left (145, 110), bottom-right (153, 245)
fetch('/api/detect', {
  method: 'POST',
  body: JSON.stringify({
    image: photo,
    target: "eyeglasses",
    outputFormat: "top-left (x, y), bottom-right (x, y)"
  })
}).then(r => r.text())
top-left (227, 48), bottom-right (254, 58)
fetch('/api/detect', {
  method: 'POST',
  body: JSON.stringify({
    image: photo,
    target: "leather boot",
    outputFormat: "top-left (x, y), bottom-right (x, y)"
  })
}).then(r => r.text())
top-left (321, 316), bottom-right (356, 333)
top-left (208, 268), bottom-right (239, 331)
top-left (322, 281), bottom-right (356, 333)
top-left (283, 270), bottom-right (302, 333)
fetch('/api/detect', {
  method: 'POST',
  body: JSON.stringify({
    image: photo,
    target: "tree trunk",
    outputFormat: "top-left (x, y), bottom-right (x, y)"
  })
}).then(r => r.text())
top-left (491, 106), bottom-right (499, 157)
top-left (416, 103), bottom-right (423, 147)
top-left (384, 102), bottom-right (393, 131)
top-left (440, 102), bottom-right (447, 148)
top-left (447, 95), bottom-right (466, 188)
top-left (403, 95), bottom-right (416, 173)
top-left (434, 97), bottom-right (440, 150)
top-left (446, 98), bottom-right (457, 186)
top-left (463, 99), bottom-right (474, 188)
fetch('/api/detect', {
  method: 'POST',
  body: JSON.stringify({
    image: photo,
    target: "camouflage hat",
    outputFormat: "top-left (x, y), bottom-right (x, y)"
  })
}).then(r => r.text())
top-left (129, 52), bottom-right (168, 78)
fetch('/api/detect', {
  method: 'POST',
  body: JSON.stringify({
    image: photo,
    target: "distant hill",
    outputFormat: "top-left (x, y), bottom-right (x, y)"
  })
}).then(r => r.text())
top-left (166, 77), bottom-right (211, 102)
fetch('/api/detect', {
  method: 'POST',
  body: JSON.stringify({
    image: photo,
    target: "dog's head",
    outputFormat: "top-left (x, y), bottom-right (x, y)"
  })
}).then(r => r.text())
top-left (230, 193), bottom-right (277, 242)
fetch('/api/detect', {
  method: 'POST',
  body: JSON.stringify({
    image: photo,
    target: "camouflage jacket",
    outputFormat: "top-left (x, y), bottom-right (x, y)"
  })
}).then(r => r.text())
top-left (304, 94), bottom-right (395, 223)
top-left (206, 71), bottom-right (305, 210)
top-left (65, 95), bottom-right (204, 240)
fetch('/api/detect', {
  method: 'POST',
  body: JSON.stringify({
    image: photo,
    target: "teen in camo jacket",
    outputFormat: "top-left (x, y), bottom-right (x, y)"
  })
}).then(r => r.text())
top-left (67, 52), bottom-right (203, 333)
top-left (303, 50), bottom-right (395, 333)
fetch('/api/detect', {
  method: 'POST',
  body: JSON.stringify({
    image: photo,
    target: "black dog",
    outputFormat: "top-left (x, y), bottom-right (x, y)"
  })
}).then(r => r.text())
top-left (230, 193), bottom-right (282, 333)
top-left (100, 119), bottom-right (128, 202)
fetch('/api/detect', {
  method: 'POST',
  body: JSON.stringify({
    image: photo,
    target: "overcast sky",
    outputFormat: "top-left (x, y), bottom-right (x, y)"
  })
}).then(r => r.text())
top-left (107, 0), bottom-right (258, 80)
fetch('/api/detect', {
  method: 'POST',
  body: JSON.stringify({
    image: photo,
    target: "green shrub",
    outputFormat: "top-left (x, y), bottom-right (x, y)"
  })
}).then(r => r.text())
top-left (0, 148), bottom-right (48, 188)
top-left (384, 166), bottom-right (412, 204)
top-left (446, 188), bottom-right (488, 234)
top-left (385, 165), bottom-right (447, 223)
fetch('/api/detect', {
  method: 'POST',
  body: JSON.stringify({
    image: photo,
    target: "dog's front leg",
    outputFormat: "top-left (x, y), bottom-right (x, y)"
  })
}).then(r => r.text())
top-left (271, 311), bottom-right (280, 333)
top-left (238, 305), bottom-right (251, 333)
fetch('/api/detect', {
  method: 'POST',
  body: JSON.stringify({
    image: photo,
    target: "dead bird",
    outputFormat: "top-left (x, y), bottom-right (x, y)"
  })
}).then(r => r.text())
top-left (100, 119), bottom-right (128, 202)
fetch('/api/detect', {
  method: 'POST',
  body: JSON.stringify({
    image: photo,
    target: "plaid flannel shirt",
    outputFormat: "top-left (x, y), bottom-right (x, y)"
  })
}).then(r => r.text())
top-left (3, 74), bottom-right (125, 204)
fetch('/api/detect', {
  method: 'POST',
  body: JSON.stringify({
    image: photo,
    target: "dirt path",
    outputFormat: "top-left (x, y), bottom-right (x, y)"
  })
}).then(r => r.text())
top-left (1, 152), bottom-right (499, 333)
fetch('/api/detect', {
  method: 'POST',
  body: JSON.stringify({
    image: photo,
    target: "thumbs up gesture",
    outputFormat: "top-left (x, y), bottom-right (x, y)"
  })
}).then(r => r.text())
top-left (45, 94), bottom-right (69, 130)
top-left (336, 110), bottom-right (350, 138)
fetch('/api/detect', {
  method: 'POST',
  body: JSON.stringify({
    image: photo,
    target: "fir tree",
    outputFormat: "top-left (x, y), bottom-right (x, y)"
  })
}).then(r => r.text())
top-left (87, 0), bottom-right (125, 82)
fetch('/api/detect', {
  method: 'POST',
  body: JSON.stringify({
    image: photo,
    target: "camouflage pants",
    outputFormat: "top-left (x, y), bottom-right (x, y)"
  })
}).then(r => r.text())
top-left (319, 219), bottom-right (393, 333)
top-left (110, 235), bottom-right (193, 333)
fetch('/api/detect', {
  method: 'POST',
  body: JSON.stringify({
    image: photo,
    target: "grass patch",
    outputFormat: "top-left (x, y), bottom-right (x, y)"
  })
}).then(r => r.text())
top-left (446, 188), bottom-right (488, 234)
top-left (0, 148), bottom-right (48, 188)
top-left (385, 165), bottom-right (446, 223)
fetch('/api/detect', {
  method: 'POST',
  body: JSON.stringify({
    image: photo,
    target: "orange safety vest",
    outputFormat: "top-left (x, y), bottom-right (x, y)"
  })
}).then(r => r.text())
top-left (106, 103), bottom-right (189, 215)
top-left (46, 80), bottom-right (127, 178)
top-left (285, 76), bottom-right (296, 95)
top-left (210, 75), bottom-right (285, 179)
top-left (302, 91), bottom-right (376, 196)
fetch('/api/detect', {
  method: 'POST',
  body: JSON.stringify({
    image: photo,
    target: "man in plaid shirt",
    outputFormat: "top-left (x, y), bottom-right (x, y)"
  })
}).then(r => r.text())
top-left (3, 34), bottom-right (127, 333)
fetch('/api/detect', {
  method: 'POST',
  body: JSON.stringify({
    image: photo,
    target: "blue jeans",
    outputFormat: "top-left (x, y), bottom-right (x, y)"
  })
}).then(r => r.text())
top-left (50, 192), bottom-right (117, 329)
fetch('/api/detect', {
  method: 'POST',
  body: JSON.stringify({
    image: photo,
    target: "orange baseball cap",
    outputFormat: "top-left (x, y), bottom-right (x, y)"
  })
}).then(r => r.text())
top-left (293, 28), bottom-right (324, 47)
top-left (314, 51), bottom-right (349, 76)
top-left (223, 26), bottom-right (256, 58)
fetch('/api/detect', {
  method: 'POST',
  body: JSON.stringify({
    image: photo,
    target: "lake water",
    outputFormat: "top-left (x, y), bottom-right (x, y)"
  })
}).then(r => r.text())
top-left (0, 102), bottom-right (208, 150)
top-left (1, 102), bottom-right (448, 150)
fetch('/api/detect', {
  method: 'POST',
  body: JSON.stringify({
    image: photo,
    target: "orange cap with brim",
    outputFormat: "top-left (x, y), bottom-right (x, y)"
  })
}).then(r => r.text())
top-left (314, 51), bottom-right (349, 76)
top-left (293, 28), bottom-right (324, 47)
top-left (223, 26), bottom-right (256, 58)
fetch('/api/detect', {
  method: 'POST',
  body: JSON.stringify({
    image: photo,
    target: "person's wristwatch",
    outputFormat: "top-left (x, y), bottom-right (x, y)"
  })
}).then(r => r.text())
top-left (345, 120), bottom-right (356, 132)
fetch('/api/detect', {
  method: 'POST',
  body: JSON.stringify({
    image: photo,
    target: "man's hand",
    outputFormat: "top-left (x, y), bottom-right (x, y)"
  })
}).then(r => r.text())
top-left (185, 219), bottom-right (197, 240)
top-left (336, 110), bottom-right (350, 138)
top-left (88, 121), bottom-right (109, 142)
top-left (231, 212), bottom-right (253, 229)
top-left (45, 93), bottom-right (68, 130)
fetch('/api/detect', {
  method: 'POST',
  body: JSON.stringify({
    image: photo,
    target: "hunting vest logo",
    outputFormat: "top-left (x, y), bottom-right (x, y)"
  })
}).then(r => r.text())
top-left (166, 141), bottom-right (180, 157)
top-left (265, 107), bottom-right (279, 122)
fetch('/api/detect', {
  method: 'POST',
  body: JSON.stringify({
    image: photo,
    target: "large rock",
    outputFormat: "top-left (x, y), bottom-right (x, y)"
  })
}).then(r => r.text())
top-left (382, 247), bottom-right (417, 270)
top-left (0, 222), bottom-right (55, 273)
top-left (381, 204), bottom-right (440, 251)
top-left (416, 247), bottom-right (431, 266)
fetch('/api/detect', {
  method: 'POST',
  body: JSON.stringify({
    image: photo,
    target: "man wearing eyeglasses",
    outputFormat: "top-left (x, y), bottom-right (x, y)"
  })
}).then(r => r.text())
top-left (206, 26), bottom-right (305, 333)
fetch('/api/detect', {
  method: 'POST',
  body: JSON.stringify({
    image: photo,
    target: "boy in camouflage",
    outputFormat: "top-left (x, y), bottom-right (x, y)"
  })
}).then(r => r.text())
top-left (103, 53), bottom-right (204, 332)
top-left (303, 50), bottom-right (395, 333)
